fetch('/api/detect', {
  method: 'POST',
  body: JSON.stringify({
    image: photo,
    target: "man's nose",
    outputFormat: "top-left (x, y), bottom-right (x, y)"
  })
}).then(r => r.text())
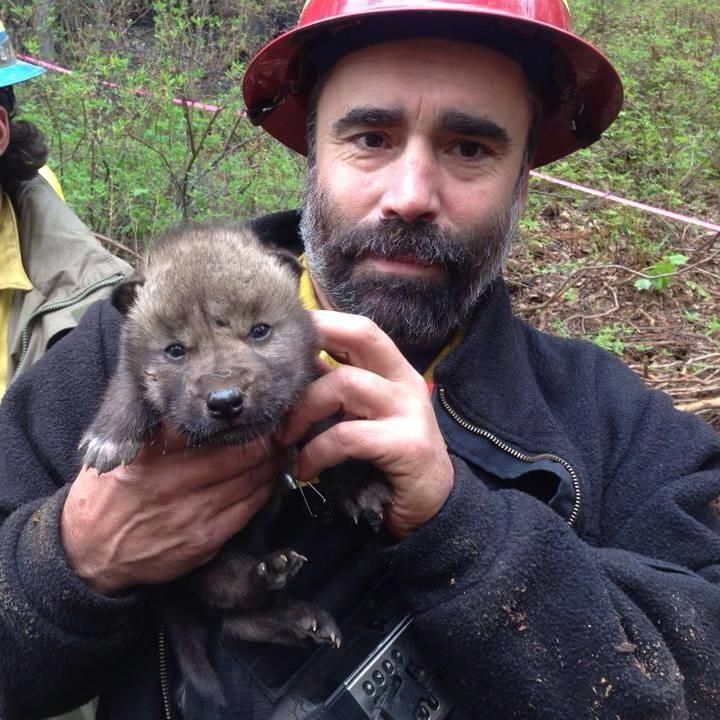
top-left (380, 142), bottom-right (441, 224)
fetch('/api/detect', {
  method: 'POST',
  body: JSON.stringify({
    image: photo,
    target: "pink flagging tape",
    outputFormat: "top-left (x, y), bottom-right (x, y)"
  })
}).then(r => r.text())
top-left (17, 54), bottom-right (224, 114)
top-left (17, 54), bottom-right (720, 233)
top-left (19, 56), bottom-right (71, 75)
top-left (530, 171), bottom-right (720, 234)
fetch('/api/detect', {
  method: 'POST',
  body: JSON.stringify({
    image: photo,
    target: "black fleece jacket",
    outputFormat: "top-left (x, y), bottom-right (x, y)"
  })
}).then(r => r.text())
top-left (1, 211), bottom-right (720, 719)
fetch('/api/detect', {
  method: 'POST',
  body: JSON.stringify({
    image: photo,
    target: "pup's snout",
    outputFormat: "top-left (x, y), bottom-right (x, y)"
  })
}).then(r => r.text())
top-left (206, 387), bottom-right (244, 419)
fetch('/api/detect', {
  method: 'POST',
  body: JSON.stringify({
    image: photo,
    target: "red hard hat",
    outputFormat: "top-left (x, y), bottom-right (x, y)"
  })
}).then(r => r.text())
top-left (243, 0), bottom-right (623, 168)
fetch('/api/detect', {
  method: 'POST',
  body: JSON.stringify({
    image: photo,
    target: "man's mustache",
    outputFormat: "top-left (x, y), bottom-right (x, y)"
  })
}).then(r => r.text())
top-left (329, 218), bottom-right (478, 269)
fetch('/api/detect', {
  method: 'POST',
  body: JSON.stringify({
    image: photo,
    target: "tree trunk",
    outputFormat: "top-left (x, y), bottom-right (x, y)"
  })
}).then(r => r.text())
top-left (34, 0), bottom-right (56, 60)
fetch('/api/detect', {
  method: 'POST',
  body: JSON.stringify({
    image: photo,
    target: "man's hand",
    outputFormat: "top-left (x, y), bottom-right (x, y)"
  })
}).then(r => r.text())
top-left (60, 426), bottom-right (281, 596)
top-left (280, 310), bottom-right (454, 539)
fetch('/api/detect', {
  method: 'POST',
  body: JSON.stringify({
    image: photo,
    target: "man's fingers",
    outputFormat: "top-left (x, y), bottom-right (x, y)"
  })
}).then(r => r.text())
top-left (131, 433), bottom-right (281, 489)
top-left (311, 310), bottom-right (421, 382)
top-left (281, 367), bottom-right (398, 446)
top-left (294, 419), bottom-right (390, 481)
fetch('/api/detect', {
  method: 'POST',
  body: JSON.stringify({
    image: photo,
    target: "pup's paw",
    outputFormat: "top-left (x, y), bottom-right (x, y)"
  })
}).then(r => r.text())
top-left (79, 434), bottom-right (140, 474)
top-left (338, 479), bottom-right (393, 532)
top-left (255, 549), bottom-right (307, 591)
top-left (285, 603), bottom-right (342, 648)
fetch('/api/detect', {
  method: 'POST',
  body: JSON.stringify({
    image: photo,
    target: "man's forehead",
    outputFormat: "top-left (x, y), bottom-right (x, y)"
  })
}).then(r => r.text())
top-left (317, 37), bottom-right (530, 128)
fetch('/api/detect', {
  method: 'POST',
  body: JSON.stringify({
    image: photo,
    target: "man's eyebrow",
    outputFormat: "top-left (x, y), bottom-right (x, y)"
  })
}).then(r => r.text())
top-left (331, 106), bottom-right (403, 135)
top-left (441, 110), bottom-right (510, 146)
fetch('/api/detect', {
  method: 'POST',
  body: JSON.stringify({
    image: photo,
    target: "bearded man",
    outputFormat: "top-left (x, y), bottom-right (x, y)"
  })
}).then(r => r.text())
top-left (1, 2), bottom-right (720, 720)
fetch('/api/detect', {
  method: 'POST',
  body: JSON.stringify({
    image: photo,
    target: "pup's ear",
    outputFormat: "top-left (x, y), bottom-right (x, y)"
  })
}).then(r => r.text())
top-left (270, 248), bottom-right (302, 280)
top-left (111, 276), bottom-right (145, 316)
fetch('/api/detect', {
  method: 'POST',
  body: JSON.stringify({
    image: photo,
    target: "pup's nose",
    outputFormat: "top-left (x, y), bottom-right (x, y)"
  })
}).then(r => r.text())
top-left (206, 387), bottom-right (244, 419)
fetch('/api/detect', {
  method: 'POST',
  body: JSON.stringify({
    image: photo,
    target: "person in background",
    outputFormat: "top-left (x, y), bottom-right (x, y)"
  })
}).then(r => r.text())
top-left (0, 19), bottom-right (130, 399)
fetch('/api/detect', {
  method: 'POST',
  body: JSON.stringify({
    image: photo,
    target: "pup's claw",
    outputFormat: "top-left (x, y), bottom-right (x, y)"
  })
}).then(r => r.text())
top-left (255, 549), bottom-right (307, 591)
top-left (80, 435), bottom-right (141, 474)
top-left (338, 479), bottom-right (393, 532)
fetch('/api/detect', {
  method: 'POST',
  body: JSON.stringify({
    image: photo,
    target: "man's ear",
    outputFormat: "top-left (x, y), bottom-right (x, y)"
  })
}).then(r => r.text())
top-left (111, 276), bottom-right (145, 316)
top-left (0, 106), bottom-right (10, 156)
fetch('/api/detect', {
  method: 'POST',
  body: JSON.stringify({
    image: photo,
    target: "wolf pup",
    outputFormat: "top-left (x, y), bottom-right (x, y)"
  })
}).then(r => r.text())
top-left (80, 222), bottom-right (341, 706)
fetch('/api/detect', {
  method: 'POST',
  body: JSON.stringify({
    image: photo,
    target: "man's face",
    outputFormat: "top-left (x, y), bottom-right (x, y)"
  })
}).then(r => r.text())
top-left (301, 38), bottom-right (532, 349)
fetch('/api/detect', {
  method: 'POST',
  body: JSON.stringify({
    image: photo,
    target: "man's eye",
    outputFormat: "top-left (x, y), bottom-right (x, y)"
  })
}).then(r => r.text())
top-left (164, 343), bottom-right (186, 360)
top-left (248, 323), bottom-right (272, 341)
top-left (356, 133), bottom-right (385, 149)
top-left (454, 141), bottom-right (487, 159)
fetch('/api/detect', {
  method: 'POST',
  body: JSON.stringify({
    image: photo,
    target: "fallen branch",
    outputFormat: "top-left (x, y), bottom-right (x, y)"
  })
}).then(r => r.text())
top-left (677, 397), bottom-right (720, 413)
top-left (93, 232), bottom-right (143, 262)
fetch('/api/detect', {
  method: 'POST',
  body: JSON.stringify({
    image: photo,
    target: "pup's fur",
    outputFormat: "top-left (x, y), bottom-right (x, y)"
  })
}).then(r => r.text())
top-left (80, 223), bottom-right (342, 706)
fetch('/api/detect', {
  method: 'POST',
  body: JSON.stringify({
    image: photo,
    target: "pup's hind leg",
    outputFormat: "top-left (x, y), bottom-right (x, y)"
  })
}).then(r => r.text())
top-left (164, 607), bottom-right (227, 707)
top-left (79, 361), bottom-right (156, 473)
top-left (191, 547), bottom-right (308, 610)
top-left (323, 461), bottom-right (393, 531)
top-left (223, 601), bottom-right (342, 648)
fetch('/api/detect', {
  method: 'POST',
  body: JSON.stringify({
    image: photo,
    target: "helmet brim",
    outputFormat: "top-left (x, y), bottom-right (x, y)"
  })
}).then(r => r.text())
top-left (0, 58), bottom-right (45, 88)
top-left (243, 7), bottom-right (623, 167)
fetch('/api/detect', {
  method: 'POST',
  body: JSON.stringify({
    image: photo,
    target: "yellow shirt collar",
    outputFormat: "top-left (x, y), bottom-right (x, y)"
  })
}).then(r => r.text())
top-left (0, 192), bottom-right (32, 292)
top-left (298, 258), bottom-right (462, 385)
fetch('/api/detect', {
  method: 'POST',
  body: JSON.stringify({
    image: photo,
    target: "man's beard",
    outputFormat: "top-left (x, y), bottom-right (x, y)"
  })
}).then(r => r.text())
top-left (300, 167), bottom-right (522, 349)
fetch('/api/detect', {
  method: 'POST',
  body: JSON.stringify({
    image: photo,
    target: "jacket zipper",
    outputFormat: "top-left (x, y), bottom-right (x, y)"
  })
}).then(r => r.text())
top-left (159, 626), bottom-right (175, 720)
top-left (438, 386), bottom-right (582, 527)
top-left (14, 272), bottom-right (125, 377)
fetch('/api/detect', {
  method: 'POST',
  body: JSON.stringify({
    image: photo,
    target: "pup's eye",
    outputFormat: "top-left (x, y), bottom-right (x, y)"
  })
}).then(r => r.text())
top-left (164, 343), bottom-right (186, 359)
top-left (248, 323), bottom-right (272, 341)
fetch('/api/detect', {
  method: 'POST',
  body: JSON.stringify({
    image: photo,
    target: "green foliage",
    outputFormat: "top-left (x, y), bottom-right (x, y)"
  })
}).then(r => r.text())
top-left (705, 317), bottom-right (720, 337)
top-left (9, 0), bottom-right (304, 246)
top-left (634, 253), bottom-right (689, 292)
top-left (592, 323), bottom-right (628, 355)
top-left (684, 280), bottom-right (711, 300)
top-left (555, 0), bottom-right (719, 218)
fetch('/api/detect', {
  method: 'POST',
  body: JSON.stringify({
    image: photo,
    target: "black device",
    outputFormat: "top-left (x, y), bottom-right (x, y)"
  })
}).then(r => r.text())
top-left (322, 615), bottom-right (454, 720)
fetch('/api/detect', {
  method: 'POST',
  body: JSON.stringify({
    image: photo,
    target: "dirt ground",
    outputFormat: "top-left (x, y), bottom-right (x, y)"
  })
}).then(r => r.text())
top-left (507, 201), bottom-right (720, 432)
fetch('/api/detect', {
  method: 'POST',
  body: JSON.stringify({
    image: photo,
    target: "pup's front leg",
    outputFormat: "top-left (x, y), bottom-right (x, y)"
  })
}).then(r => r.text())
top-left (79, 363), bottom-right (157, 473)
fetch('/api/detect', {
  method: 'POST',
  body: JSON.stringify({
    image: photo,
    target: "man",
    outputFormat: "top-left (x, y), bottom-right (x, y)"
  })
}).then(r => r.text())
top-left (0, 20), bottom-right (131, 398)
top-left (1, 1), bottom-right (719, 719)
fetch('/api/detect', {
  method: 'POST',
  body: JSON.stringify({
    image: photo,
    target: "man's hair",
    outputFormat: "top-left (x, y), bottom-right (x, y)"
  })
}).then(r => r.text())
top-left (0, 85), bottom-right (49, 189)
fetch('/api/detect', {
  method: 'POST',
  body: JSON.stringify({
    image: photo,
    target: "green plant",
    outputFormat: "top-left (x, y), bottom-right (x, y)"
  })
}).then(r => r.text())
top-left (592, 324), bottom-right (629, 356)
top-left (685, 280), bottom-right (711, 300)
top-left (634, 253), bottom-right (689, 292)
top-left (704, 316), bottom-right (720, 337)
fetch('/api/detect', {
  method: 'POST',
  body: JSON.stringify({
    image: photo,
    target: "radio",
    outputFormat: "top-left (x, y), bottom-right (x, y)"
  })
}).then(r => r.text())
top-left (323, 615), bottom-right (454, 720)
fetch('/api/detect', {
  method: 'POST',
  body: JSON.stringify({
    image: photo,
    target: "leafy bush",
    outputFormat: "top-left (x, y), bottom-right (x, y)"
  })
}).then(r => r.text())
top-left (7, 0), bottom-right (304, 247)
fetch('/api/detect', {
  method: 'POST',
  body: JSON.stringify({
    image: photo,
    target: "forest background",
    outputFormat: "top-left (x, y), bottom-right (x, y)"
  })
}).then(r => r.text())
top-left (5, 0), bottom-right (720, 427)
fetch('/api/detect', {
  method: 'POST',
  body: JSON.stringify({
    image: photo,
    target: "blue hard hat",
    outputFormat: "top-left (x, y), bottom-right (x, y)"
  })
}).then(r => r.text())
top-left (0, 21), bottom-right (45, 88)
